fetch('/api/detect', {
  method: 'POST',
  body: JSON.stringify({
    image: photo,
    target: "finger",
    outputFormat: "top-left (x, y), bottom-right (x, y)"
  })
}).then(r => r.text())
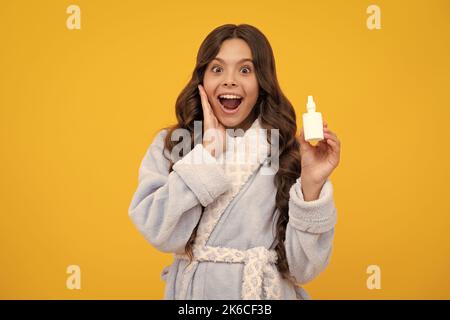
top-left (326, 137), bottom-right (337, 149)
top-left (198, 85), bottom-right (208, 111)
top-left (298, 127), bottom-right (308, 144)
top-left (323, 128), bottom-right (336, 136)
top-left (324, 131), bottom-right (338, 141)
top-left (298, 128), bottom-right (315, 150)
top-left (198, 84), bottom-right (212, 116)
top-left (323, 128), bottom-right (338, 139)
top-left (325, 137), bottom-right (340, 154)
top-left (324, 131), bottom-right (341, 146)
top-left (297, 128), bottom-right (305, 145)
top-left (323, 126), bottom-right (340, 143)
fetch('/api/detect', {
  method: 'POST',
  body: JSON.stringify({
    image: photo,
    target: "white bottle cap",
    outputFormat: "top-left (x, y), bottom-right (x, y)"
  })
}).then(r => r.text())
top-left (307, 95), bottom-right (316, 112)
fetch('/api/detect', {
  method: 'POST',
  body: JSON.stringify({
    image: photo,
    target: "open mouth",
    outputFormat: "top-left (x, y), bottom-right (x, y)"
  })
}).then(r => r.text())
top-left (217, 94), bottom-right (243, 114)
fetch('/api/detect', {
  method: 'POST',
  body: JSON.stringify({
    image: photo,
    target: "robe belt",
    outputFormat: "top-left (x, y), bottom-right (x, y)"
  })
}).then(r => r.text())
top-left (175, 245), bottom-right (281, 299)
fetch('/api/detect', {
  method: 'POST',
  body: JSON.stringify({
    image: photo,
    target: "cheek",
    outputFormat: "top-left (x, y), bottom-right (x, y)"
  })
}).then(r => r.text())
top-left (244, 81), bottom-right (259, 106)
top-left (202, 77), bottom-right (219, 100)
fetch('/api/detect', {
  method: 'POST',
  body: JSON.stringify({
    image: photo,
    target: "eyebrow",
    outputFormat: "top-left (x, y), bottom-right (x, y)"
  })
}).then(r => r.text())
top-left (212, 57), bottom-right (254, 64)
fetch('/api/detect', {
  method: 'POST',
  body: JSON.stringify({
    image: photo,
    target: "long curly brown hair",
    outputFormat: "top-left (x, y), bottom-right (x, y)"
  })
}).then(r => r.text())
top-left (162, 24), bottom-right (302, 285)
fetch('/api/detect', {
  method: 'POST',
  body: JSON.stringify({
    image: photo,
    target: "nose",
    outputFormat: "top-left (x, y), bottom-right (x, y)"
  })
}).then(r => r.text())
top-left (222, 74), bottom-right (238, 87)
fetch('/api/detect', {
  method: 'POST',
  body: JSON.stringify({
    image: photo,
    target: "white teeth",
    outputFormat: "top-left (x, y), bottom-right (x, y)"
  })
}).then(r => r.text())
top-left (218, 94), bottom-right (242, 99)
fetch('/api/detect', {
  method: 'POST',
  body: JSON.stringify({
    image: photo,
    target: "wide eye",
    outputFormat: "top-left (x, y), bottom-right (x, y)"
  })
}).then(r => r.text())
top-left (240, 66), bottom-right (252, 74)
top-left (211, 65), bottom-right (223, 73)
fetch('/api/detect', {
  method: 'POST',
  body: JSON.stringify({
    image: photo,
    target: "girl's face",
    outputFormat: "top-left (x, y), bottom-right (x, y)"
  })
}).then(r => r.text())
top-left (203, 38), bottom-right (259, 129)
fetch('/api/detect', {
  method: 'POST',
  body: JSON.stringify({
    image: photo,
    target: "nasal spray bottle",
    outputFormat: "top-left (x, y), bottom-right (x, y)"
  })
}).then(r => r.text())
top-left (302, 95), bottom-right (324, 146)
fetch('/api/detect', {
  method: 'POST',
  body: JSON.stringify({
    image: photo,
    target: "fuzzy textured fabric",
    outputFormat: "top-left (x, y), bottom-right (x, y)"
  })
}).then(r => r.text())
top-left (128, 117), bottom-right (337, 300)
top-left (174, 119), bottom-right (282, 299)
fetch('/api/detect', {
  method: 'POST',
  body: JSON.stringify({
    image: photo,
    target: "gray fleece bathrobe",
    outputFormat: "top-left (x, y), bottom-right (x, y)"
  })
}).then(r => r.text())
top-left (128, 118), bottom-right (337, 300)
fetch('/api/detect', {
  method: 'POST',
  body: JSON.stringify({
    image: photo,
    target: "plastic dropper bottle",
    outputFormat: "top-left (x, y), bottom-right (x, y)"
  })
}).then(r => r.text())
top-left (302, 95), bottom-right (324, 146)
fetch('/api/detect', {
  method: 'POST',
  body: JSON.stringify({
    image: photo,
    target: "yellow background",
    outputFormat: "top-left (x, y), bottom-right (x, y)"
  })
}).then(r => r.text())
top-left (1, 0), bottom-right (449, 299)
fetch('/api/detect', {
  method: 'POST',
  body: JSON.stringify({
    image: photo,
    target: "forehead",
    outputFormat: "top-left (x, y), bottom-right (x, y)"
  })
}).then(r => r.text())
top-left (214, 38), bottom-right (253, 63)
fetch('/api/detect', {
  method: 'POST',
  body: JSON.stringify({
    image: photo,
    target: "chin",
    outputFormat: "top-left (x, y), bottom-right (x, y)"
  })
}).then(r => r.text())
top-left (217, 116), bottom-right (241, 129)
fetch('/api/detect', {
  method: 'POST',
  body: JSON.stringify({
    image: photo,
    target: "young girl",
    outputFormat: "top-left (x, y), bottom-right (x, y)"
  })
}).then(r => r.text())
top-left (128, 24), bottom-right (341, 300)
